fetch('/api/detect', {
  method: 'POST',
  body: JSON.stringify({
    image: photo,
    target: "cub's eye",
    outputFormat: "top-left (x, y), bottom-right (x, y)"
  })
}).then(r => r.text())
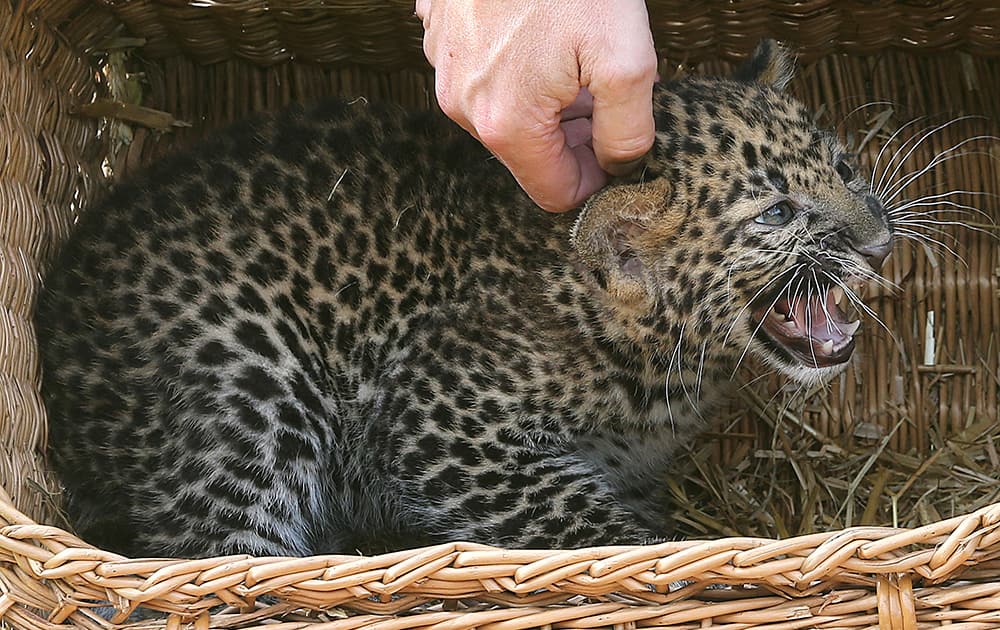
top-left (754, 201), bottom-right (795, 226)
top-left (835, 158), bottom-right (856, 182)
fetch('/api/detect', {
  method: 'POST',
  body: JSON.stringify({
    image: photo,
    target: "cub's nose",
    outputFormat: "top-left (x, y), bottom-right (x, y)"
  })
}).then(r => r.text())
top-left (855, 239), bottom-right (893, 270)
top-left (865, 194), bottom-right (886, 219)
top-left (853, 195), bottom-right (892, 269)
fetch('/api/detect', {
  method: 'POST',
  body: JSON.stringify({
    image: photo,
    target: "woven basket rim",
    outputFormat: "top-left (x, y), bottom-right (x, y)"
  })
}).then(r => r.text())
top-left (2, 481), bottom-right (999, 626)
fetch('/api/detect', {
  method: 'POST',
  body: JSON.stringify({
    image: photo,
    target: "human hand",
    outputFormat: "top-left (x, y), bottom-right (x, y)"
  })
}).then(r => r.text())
top-left (416, 0), bottom-right (657, 212)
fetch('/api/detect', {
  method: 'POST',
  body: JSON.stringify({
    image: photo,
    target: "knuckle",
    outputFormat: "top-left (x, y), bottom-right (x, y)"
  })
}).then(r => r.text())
top-left (473, 111), bottom-right (517, 151)
top-left (598, 54), bottom-right (658, 91)
top-left (434, 85), bottom-right (461, 120)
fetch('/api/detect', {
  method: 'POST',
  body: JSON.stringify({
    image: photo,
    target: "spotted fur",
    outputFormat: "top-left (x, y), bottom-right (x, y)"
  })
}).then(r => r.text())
top-left (37, 41), bottom-right (892, 557)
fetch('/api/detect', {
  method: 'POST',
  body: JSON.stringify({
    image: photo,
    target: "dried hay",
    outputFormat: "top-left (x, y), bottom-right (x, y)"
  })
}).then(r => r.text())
top-left (673, 383), bottom-right (1000, 539)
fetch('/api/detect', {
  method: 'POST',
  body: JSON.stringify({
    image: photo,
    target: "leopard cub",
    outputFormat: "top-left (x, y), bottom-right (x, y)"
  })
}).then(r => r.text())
top-left (38, 41), bottom-right (893, 557)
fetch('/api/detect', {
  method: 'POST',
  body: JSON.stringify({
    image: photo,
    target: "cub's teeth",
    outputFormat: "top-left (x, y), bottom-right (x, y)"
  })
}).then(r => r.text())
top-left (843, 320), bottom-right (861, 336)
top-left (821, 340), bottom-right (835, 354)
top-left (831, 286), bottom-right (845, 306)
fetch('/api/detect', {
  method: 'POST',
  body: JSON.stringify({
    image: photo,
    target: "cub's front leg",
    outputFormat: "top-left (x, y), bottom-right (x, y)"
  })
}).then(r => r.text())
top-left (379, 331), bottom-right (664, 549)
top-left (393, 422), bottom-right (664, 547)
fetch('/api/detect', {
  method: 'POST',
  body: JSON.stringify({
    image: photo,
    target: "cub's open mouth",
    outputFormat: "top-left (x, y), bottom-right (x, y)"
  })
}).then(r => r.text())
top-left (750, 285), bottom-right (861, 368)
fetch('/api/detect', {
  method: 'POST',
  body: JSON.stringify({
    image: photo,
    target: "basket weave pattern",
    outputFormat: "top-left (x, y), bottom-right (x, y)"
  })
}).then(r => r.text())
top-left (102, 0), bottom-right (1000, 65)
top-left (2, 488), bottom-right (999, 628)
top-left (0, 0), bottom-right (107, 529)
top-left (0, 1), bottom-right (998, 628)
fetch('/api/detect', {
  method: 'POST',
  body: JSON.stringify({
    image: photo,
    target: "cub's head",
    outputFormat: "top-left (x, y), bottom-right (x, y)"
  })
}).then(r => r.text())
top-left (572, 40), bottom-right (893, 385)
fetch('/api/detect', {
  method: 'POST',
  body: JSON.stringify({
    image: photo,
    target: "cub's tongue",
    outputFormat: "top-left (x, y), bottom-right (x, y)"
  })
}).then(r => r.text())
top-left (758, 286), bottom-right (860, 367)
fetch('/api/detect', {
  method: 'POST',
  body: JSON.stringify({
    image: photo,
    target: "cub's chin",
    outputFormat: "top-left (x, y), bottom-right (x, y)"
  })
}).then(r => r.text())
top-left (747, 283), bottom-right (862, 385)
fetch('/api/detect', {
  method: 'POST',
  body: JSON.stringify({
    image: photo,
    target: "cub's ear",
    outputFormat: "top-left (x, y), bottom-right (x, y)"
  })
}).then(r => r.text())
top-left (734, 39), bottom-right (795, 91)
top-left (571, 178), bottom-right (678, 304)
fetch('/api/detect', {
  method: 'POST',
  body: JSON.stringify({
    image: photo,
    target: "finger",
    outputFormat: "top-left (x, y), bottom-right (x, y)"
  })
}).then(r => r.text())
top-left (479, 121), bottom-right (581, 212)
top-left (560, 87), bottom-right (593, 121)
top-left (509, 144), bottom-right (583, 213)
top-left (588, 40), bottom-right (657, 175)
top-left (487, 119), bottom-right (607, 212)
top-left (569, 142), bottom-right (607, 203)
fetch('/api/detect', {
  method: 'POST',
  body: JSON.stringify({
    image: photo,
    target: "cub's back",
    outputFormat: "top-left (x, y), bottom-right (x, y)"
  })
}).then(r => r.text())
top-left (36, 99), bottom-right (566, 555)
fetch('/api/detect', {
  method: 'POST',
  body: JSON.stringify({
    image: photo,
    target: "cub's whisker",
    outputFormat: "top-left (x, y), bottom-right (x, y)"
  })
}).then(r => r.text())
top-left (822, 254), bottom-right (899, 291)
top-left (889, 198), bottom-right (996, 223)
top-left (892, 217), bottom-right (997, 239)
top-left (893, 227), bottom-right (967, 265)
top-left (880, 135), bottom-right (999, 203)
top-left (737, 367), bottom-right (779, 392)
top-left (873, 116), bottom-right (984, 198)
top-left (725, 249), bottom-right (798, 295)
top-left (888, 187), bottom-right (999, 209)
top-left (869, 115), bottom-right (929, 196)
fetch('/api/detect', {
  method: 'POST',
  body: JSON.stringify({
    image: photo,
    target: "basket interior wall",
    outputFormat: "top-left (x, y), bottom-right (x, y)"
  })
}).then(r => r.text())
top-left (1, 1), bottom-right (998, 532)
top-left (103, 0), bottom-right (1000, 65)
top-left (0, 0), bottom-right (113, 527)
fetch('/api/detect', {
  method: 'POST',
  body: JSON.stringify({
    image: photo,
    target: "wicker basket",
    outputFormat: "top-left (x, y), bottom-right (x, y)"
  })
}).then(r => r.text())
top-left (1, 1), bottom-right (999, 628)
